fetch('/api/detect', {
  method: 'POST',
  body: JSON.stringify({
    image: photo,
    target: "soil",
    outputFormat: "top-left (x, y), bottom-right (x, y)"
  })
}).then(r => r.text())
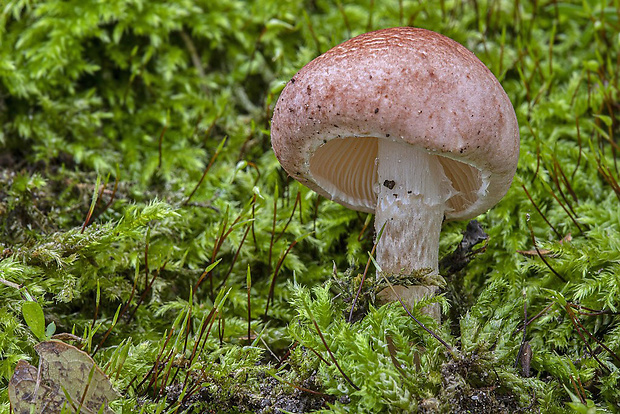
top-left (164, 372), bottom-right (329, 413)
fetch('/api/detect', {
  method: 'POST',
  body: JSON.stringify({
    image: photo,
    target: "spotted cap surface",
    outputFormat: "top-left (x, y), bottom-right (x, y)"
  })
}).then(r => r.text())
top-left (271, 27), bottom-right (519, 220)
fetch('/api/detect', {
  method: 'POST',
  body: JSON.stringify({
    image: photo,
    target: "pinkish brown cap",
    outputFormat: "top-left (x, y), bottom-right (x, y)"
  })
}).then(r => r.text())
top-left (271, 27), bottom-right (519, 220)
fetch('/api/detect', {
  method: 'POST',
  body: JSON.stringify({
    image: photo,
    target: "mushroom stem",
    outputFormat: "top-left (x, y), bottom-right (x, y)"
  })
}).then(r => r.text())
top-left (374, 140), bottom-right (453, 319)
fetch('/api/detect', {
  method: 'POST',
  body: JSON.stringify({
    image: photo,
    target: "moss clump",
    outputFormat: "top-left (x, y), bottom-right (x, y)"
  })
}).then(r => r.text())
top-left (1, 0), bottom-right (620, 412)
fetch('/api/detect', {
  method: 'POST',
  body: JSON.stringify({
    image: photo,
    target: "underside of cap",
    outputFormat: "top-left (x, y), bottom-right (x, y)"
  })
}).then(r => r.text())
top-left (307, 136), bottom-right (496, 220)
top-left (271, 27), bottom-right (519, 220)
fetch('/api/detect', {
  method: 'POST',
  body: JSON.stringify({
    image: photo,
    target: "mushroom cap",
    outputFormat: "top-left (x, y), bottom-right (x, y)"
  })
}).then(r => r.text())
top-left (271, 27), bottom-right (519, 220)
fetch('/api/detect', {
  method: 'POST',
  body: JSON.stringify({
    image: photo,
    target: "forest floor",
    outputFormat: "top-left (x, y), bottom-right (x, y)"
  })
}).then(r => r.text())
top-left (1, 1), bottom-right (620, 412)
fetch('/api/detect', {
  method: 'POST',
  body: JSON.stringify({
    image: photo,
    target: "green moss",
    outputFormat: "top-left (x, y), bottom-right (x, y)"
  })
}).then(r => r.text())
top-left (1, 0), bottom-right (619, 412)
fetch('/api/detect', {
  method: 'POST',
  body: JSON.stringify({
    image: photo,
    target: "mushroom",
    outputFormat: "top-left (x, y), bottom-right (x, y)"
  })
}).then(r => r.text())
top-left (270, 27), bottom-right (519, 319)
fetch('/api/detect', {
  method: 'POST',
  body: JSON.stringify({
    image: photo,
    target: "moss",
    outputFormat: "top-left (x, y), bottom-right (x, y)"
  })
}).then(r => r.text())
top-left (1, 0), bottom-right (620, 412)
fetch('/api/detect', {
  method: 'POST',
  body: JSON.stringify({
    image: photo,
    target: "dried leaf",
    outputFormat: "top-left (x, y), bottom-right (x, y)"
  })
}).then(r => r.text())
top-left (517, 233), bottom-right (572, 257)
top-left (385, 335), bottom-right (409, 378)
top-left (8, 340), bottom-right (119, 414)
top-left (517, 248), bottom-right (553, 257)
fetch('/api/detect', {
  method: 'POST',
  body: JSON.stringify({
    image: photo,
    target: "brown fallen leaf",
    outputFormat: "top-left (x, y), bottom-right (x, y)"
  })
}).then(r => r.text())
top-left (8, 340), bottom-right (119, 414)
top-left (517, 233), bottom-right (572, 257)
top-left (517, 247), bottom-right (554, 257)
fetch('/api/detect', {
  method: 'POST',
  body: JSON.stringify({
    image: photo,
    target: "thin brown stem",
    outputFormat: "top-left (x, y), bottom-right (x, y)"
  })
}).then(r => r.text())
top-left (522, 184), bottom-right (561, 239)
top-left (311, 318), bottom-right (360, 391)
top-left (348, 222), bottom-right (382, 323)
top-left (526, 216), bottom-right (566, 283)
top-left (184, 136), bottom-right (226, 205)
top-left (157, 125), bottom-right (167, 171)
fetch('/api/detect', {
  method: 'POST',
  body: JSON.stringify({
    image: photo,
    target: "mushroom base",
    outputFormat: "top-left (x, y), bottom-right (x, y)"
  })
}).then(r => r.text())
top-left (374, 140), bottom-right (454, 319)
